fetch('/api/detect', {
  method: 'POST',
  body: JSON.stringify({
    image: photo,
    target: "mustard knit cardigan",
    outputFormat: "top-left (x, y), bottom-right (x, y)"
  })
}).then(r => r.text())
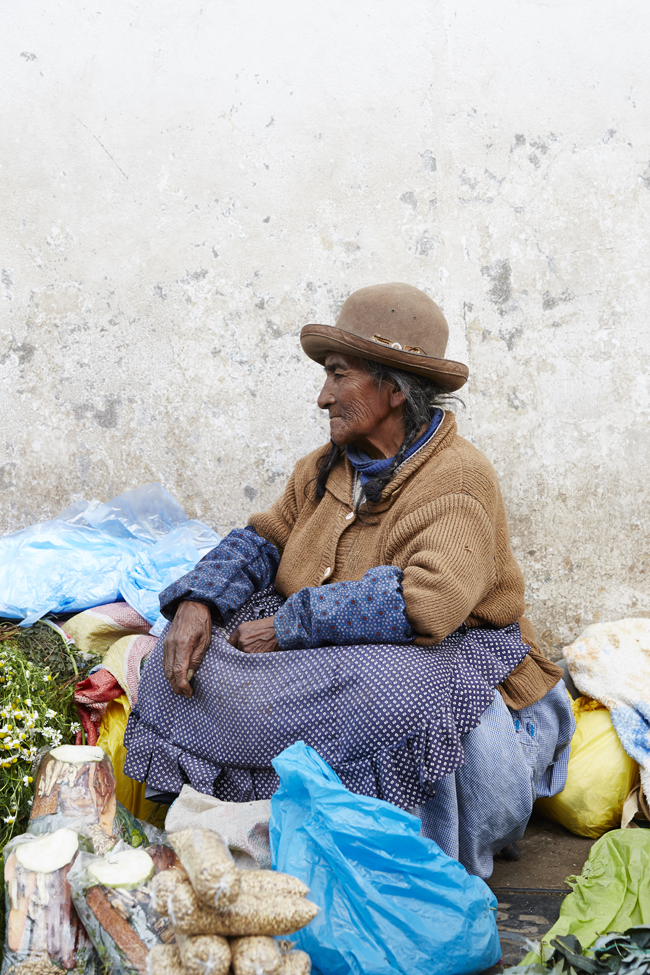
top-left (250, 411), bottom-right (561, 709)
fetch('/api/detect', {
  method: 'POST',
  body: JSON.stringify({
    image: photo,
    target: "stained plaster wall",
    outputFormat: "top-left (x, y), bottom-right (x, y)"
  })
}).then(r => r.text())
top-left (1, 0), bottom-right (649, 655)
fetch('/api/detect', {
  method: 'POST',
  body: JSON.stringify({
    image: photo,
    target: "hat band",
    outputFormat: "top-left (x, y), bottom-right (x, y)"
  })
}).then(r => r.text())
top-left (372, 333), bottom-right (426, 355)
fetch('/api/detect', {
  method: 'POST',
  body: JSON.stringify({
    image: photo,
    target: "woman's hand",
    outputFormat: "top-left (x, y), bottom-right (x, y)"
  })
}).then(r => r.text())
top-left (163, 600), bottom-right (212, 696)
top-left (229, 616), bottom-right (279, 654)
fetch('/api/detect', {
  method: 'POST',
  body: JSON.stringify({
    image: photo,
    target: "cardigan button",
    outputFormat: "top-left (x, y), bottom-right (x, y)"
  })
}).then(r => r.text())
top-left (323, 567), bottom-right (331, 579)
top-left (345, 511), bottom-right (354, 520)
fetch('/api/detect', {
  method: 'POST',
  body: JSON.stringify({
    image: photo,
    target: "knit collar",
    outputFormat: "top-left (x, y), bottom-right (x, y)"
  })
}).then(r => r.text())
top-left (345, 409), bottom-right (444, 487)
top-left (321, 410), bottom-right (457, 508)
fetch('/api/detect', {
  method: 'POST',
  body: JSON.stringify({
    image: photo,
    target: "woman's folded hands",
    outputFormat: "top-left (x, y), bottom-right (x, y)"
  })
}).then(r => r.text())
top-left (164, 603), bottom-right (282, 696)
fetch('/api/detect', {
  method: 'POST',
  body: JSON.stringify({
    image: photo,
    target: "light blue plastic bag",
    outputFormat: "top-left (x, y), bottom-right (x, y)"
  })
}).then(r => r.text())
top-left (119, 519), bottom-right (221, 625)
top-left (270, 742), bottom-right (500, 975)
top-left (0, 483), bottom-right (220, 625)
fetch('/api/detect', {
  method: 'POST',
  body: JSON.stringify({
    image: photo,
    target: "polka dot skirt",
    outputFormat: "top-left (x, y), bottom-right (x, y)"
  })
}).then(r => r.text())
top-left (124, 587), bottom-right (529, 809)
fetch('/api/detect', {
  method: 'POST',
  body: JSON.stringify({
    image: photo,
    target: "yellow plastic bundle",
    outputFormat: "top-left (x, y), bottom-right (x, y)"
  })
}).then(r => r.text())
top-left (535, 695), bottom-right (640, 838)
top-left (96, 694), bottom-right (166, 828)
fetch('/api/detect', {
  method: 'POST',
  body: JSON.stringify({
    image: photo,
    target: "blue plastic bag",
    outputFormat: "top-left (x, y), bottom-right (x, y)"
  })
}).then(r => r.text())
top-left (119, 519), bottom-right (221, 625)
top-left (270, 742), bottom-right (500, 975)
top-left (0, 483), bottom-right (220, 624)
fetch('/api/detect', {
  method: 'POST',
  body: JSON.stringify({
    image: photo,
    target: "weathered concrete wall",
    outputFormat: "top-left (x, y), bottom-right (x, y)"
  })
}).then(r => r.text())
top-left (1, 0), bottom-right (649, 653)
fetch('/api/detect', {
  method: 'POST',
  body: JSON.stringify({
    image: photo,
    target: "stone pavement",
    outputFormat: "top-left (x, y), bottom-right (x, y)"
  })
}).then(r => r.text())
top-left (482, 811), bottom-right (595, 971)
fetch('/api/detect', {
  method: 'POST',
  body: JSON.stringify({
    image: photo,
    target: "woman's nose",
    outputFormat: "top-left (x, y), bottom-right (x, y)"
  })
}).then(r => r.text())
top-left (317, 379), bottom-right (335, 411)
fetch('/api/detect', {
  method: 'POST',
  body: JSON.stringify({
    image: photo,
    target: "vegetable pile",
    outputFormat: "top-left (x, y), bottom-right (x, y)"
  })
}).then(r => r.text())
top-left (28, 744), bottom-right (148, 854)
top-left (1, 745), bottom-right (176, 974)
top-left (3, 747), bottom-right (316, 975)
top-left (149, 828), bottom-right (316, 975)
top-left (0, 625), bottom-right (318, 973)
top-left (505, 928), bottom-right (650, 974)
top-left (0, 622), bottom-right (95, 853)
top-left (3, 827), bottom-right (96, 974)
top-left (30, 745), bottom-right (117, 851)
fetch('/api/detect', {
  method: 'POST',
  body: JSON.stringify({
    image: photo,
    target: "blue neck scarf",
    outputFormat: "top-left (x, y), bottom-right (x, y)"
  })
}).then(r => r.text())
top-left (346, 408), bottom-right (444, 487)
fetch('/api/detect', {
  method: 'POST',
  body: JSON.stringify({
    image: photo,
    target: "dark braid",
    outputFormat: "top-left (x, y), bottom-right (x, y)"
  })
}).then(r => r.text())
top-left (311, 441), bottom-right (343, 501)
top-left (309, 360), bottom-right (458, 506)
top-left (359, 361), bottom-right (447, 504)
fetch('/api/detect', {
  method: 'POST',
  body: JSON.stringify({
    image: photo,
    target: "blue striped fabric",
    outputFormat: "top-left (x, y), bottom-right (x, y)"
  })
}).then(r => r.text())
top-left (418, 680), bottom-right (574, 877)
top-left (159, 527), bottom-right (280, 625)
top-left (274, 565), bottom-right (413, 649)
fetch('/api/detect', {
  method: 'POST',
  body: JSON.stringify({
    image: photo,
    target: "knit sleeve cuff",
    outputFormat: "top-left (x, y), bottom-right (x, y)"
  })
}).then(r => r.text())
top-left (159, 527), bottom-right (281, 625)
top-left (274, 565), bottom-right (414, 651)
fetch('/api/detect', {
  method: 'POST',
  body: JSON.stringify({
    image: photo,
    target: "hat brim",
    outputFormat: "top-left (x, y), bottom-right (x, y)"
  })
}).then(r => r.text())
top-left (300, 324), bottom-right (469, 392)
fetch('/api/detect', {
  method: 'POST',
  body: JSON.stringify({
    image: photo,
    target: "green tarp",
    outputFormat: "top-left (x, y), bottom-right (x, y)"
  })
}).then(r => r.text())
top-left (523, 829), bottom-right (650, 965)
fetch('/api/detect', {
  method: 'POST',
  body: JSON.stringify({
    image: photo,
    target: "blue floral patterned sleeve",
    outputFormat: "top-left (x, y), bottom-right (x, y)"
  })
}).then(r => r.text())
top-left (273, 565), bottom-right (414, 650)
top-left (159, 527), bottom-right (281, 626)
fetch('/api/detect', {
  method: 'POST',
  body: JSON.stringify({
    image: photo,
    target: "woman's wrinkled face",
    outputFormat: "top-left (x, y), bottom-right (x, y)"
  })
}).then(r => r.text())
top-left (317, 353), bottom-right (397, 450)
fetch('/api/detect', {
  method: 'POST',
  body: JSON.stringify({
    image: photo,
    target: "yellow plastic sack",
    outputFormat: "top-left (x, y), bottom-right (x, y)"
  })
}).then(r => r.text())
top-left (535, 695), bottom-right (640, 839)
top-left (96, 694), bottom-right (166, 829)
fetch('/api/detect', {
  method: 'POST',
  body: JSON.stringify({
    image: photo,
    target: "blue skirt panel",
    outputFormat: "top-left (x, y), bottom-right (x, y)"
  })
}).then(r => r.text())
top-left (419, 680), bottom-right (574, 877)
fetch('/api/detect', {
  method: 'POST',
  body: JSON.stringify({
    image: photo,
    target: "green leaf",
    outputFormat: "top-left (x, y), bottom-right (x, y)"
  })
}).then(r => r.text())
top-left (556, 936), bottom-right (586, 956)
top-left (500, 966), bottom-right (549, 974)
top-left (550, 937), bottom-right (602, 975)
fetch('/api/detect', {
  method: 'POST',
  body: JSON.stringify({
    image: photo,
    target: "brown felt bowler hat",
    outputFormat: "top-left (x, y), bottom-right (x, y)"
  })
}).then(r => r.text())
top-left (300, 282), bottom-right (469, 391)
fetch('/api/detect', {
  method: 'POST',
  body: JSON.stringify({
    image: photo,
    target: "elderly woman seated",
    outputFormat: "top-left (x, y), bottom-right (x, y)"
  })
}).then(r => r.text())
top-left (124, 283), bottom-right (574, 879)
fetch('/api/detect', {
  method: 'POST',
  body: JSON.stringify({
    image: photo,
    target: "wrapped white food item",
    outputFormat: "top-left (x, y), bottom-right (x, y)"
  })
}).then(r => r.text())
top-left (230, 935), bottom-right (283, 975)
top-left (1, 828), bottom-right (98, 975)
top-left (147, 943), bottom-right (184, 975)
top-left (239, 871), bottom-right (309, 899)
top-left (168, 828), bottom-right (240, 909)
top-left (282, 949), bottom-right (312, 974)
top-left (29, 744), bottom-right (148, 853)
top-left (177, 933), bottom-right (231, 975)
top-left (169, 878), bottom-right (319, 937)
top-left (68, 842), bottom-right (179, 975)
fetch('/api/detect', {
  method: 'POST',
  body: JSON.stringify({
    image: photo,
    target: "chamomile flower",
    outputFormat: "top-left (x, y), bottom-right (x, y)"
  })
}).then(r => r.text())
top-left (0, 624), bottom-right (94, 850)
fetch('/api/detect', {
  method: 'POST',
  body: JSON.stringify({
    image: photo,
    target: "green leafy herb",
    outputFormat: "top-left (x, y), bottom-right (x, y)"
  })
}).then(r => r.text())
top-left (504, 926), bottom-right (650, 974)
